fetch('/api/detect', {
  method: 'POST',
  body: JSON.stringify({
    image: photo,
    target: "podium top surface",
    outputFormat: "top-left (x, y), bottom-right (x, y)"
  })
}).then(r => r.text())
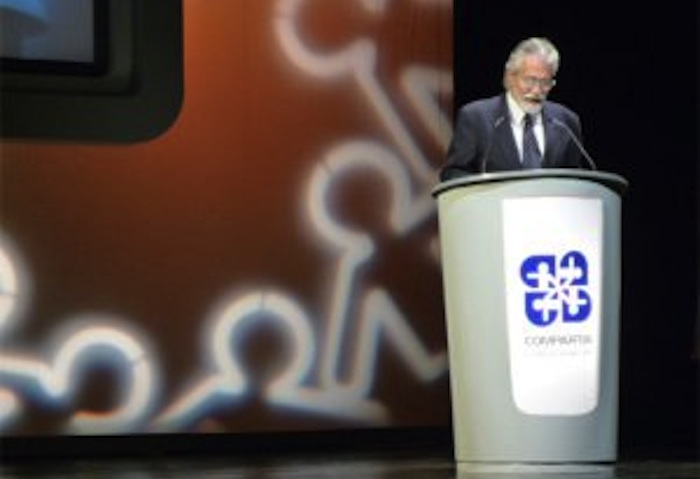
top-left (432, 169), bottom-right (628, 198)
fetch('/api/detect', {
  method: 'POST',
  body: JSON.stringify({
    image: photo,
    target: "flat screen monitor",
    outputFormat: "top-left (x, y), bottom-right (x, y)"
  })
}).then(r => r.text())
top-left (0, 0), bottom-right (183, 142)
top-left (1, 0), bottom-right (105, 74)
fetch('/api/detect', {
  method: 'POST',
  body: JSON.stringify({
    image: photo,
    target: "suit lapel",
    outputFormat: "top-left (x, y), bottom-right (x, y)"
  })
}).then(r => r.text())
top-left (542, 107), bottom-right (564, 167)
top-left (492, 95), bottom-right (521, 170)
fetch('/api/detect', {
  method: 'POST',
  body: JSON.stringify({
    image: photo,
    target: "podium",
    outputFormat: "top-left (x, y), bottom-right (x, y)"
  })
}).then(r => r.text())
top-left (433, 169), bottom-right (627, 465)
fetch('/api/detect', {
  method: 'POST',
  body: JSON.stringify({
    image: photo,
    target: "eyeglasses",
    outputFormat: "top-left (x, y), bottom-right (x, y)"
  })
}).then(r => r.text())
top-left (519, 75), bottom-right (556, 90)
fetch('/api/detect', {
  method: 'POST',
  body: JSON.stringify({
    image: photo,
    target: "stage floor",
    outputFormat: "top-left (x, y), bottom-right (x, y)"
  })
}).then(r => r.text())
top-left (1, 453), bottom-right (698, 478)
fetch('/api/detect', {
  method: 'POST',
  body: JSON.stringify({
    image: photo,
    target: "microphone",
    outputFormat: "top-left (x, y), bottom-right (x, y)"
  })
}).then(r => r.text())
top-left (481, 115), bottom-right (507, 173)
top-left (550, 117), bottom-right (597, 170)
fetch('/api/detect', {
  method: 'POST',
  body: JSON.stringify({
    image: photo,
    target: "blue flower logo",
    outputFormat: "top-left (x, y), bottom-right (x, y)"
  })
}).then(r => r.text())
top-left (520, 251), bottom-right (591, 327)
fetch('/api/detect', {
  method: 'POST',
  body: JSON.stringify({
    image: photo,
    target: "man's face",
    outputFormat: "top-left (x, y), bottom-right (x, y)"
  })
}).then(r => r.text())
top-left (506, 54), bottom-right (556, 114)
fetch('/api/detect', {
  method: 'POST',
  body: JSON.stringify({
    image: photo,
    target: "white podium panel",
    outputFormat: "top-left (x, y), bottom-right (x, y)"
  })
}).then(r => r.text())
top-left (503, 197), bottom-right (603, 416)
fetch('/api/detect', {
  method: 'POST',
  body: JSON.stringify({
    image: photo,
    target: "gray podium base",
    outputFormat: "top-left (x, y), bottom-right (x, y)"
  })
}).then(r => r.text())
top-left (457, 462), bottom-right (615, 477)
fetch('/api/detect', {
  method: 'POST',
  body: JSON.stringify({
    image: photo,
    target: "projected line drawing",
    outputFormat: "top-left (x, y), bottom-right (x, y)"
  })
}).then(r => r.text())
top-left (154, 291), bottom-right (387, 431)
top-left (0, 234), bottom-right (22, 429)
top-left (0, 233), bottom-right (21, 336)
top-left (0, 0), bottom-right (452, 433)
top-left (276, 0), bottom-right (451, 387)
top-left (0, 318), bottom-right (160, 434)
top-left (0, 240), bottom-right (160, 433)
top-left (274, 0), bottom-right (452, 185)
top-left (154, 0), bottom-right (452, 429)
top-left (155, 141), bottom-right (448, 428)
top-left (260, 0), bottom-right (450, 418)
top-left (307, 141), bottom-right (446, 395)
top-left (0, 322), bottom-right (160, 433)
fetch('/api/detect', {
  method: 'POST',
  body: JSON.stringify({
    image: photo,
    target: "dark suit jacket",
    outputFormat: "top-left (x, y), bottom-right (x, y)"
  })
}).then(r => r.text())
top-left (440, 94), bottom-right (587, 181)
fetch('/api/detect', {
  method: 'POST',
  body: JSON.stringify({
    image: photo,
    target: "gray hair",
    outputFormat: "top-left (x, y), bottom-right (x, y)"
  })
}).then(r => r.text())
top-left (505, 37), bottom-right (560, 75)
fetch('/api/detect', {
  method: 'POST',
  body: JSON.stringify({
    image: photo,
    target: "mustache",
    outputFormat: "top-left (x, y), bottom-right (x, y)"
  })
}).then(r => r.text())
top-left (524, 94), bottom-right (545, 103)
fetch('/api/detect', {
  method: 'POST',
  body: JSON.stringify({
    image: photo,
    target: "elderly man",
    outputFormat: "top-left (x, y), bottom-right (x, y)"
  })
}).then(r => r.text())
top-left (441, 37), bottom-right (592, 180)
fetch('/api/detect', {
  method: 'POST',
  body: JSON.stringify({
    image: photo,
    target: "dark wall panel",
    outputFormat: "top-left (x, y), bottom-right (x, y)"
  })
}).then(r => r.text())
top-left (454, 0), bottom-right (698, 455)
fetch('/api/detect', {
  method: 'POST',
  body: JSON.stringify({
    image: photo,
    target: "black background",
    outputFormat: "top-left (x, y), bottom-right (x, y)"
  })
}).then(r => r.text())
top-left (454, 1), bottom-right (698, 456)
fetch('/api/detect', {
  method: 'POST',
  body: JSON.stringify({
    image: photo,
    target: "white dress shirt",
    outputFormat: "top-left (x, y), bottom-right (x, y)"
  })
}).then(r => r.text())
top-left (506, 93), bottom-right (545, 163)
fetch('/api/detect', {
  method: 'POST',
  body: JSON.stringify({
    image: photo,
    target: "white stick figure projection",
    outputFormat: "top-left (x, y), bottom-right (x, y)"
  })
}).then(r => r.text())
top-left (0, 0), bottom-right (453, 433)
